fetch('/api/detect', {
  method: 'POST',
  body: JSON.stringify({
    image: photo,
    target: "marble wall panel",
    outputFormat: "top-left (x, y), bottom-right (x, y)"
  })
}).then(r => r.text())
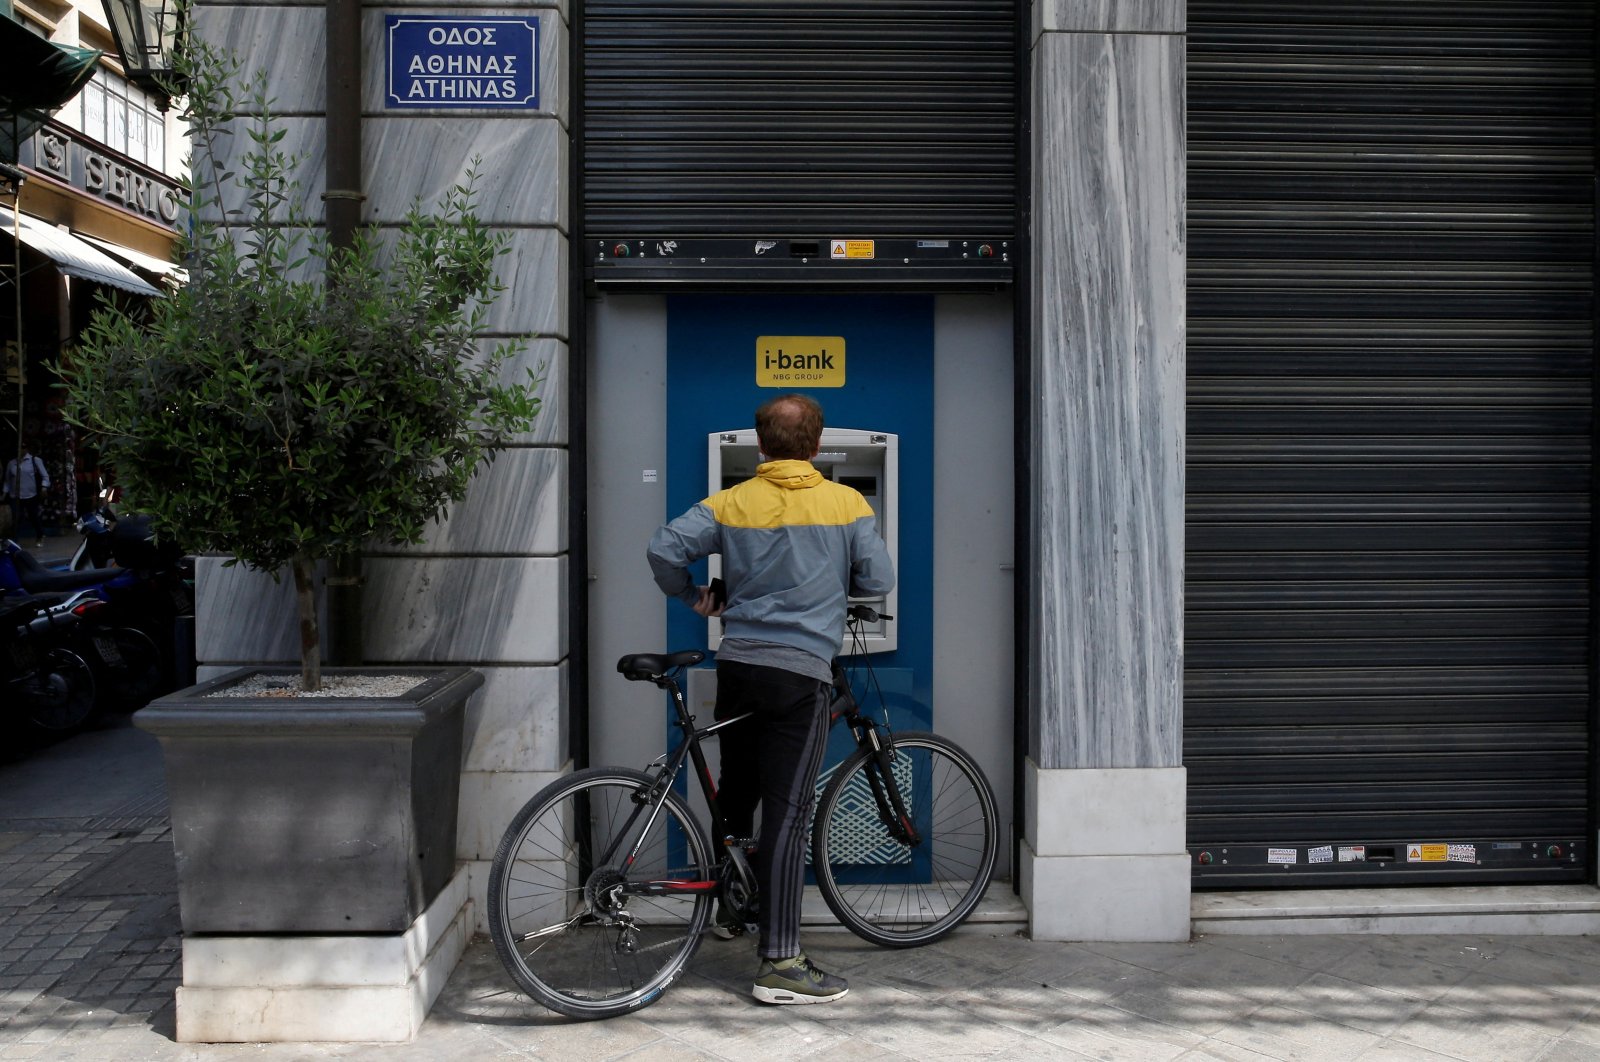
top-left (361, 227), bottom-right (568, 338)
top-left (360, 556), bottom-right (567, 664)
top-left (1030, 32), bottom-right (1185, 770)
top-left (361, 118), bottom-right (567, 228)
top-left (461, 663), bottom-right (566, 772)
top-left (381, 0), bottom-right (567, 17)
top-left (457, 767), bottom-right (569, 863)
top-left (193, 5), bottom-right (325, 113)
top-left (212, 0), bottom-right (566, 12)
top-left (194, 556), bottom-right (310, 664)
top-left (482, 227), bottom-right (568, 337)
top-left (192, 116), bottom-right (324, 223)
top-left (384, 447), bottom-right (566, 556)
top-left (193, 116), bottom-right (565, 230)
top-left (501, 338), bottom-right (567, 445)
top-left (1035, 0), bottom-right (1184, 38)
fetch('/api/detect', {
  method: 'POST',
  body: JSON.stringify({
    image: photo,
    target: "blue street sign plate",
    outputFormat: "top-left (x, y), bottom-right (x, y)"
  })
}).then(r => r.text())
top-left (385, 15), bottom-right (539, 110)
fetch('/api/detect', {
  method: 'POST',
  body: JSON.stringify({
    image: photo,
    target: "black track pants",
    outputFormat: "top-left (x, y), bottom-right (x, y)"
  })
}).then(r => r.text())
top-left (714, 659), bottom-right (830, 961)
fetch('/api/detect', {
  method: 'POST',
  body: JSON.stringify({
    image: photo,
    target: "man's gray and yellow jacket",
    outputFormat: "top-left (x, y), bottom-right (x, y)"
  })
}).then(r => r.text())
top-left (647, 459), bottom-right (896, 663)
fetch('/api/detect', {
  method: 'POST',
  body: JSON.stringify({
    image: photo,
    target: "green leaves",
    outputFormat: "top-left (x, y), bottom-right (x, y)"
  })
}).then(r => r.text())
top-left (59, 36), bottom-right (543, 592)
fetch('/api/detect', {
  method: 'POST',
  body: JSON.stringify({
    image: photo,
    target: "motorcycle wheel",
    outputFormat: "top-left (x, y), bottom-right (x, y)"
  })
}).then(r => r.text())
top-left (88, 627), bottom-right (167, 711)
top-left (23, 649), bottom-right (97, 731)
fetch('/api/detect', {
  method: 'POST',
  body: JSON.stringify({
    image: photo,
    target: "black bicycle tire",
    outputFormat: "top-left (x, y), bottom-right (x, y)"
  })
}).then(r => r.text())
top-left (487, 767), bottom-right (713, 1019)
top-left (24, 648), bottom-right (97, 731)
top-left (811, 731), bottom-right (998, 948)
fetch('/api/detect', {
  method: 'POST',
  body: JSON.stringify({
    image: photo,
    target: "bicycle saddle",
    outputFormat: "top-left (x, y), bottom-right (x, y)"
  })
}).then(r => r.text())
top-left (617, 650), bottom-right (704, 680)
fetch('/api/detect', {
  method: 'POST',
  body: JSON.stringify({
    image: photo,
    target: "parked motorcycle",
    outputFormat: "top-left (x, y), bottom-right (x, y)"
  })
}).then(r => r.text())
top-left (1, 532), bottom-right (192, 710)
top-left (1, 593), bottom-right (97, 732)
top-left (70, 486), bottom-right (132, 571)
top-left (55, 589), bottom-right (167, 713)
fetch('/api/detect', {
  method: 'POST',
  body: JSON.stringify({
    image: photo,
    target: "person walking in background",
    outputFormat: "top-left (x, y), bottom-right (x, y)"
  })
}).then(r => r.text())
top-left (4, 441), bottom-right (50, 547)
top-left (647, 393), bottom-right (895, 1005)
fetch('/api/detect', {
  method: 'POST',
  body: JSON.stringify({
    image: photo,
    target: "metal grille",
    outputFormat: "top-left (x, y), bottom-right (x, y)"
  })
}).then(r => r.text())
top-left (581, 0), bottom-right (1017, 284)
top-left (1186, 1), bottom-right (1596, 885)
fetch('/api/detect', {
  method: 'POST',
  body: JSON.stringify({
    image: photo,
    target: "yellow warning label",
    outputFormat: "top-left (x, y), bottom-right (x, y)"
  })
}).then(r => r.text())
top-left (830, 239), bottom-right (875, 260)
top-left (1409, 844), bottom-right (1447, 863)
top-left (756, 335), bottom-right (846, 388)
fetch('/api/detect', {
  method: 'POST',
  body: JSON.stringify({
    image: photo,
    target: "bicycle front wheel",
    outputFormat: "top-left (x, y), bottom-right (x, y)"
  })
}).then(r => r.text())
top-left (488, 768), bottom-right (713, 1019)
top-left (812, 731), bottom-right (998, 947)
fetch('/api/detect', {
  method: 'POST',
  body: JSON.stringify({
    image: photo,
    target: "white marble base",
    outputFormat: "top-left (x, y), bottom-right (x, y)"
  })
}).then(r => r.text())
top-left (175, 868), bottom-right (471, 1042)
top-left (1022, 762), bottom-right (1189, 940)
top-left (1194, 885), bottom-right (1600, 936)
top-left (1023, 847), bottom-right (1191, 941)
top-left (1026, 762), bottom-right (1186, 855)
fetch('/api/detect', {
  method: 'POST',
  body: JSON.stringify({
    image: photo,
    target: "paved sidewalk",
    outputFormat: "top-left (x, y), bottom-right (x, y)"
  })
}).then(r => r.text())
top-left (4, 720), bottom-right (1600, 1061)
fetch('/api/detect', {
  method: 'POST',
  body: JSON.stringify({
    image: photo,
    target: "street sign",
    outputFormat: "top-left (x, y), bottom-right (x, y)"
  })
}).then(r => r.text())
top-left (385, 15), bottom-right (539, 110)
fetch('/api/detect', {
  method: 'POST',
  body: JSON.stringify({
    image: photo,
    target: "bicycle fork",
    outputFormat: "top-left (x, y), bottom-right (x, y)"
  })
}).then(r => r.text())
top-left (856, 720), bottom-right (922, 847)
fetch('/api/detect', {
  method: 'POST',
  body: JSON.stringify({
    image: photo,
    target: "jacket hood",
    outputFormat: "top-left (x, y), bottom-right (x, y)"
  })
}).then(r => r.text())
top-left (756, 459), bottom-right (823, 490)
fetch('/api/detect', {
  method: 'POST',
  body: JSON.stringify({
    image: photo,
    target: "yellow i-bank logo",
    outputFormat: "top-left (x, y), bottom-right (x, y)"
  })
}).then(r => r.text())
top-left (756, 336), bottom-right (846, 388)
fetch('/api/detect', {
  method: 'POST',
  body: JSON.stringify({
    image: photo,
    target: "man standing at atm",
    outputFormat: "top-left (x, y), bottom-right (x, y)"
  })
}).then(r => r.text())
top-left (647, 392), bottom-right (894, 1005)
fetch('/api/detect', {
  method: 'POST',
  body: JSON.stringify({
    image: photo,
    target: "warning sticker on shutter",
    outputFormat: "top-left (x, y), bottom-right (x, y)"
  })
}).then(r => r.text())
top-left (830, 240), bottom-right (875, 260)
top-left (1407, 844), bottom-right (1448, 862)
top-left (1267, 848), bottom-right (1298, 865)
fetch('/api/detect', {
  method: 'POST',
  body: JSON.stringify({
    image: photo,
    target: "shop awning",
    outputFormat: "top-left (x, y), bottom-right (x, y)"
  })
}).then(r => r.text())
top-left (1, 206), bottom-right (161, 296)
top-left (0, 15), bottom-right (100, 114)
top-left (78, 232), bottom-right (188, 283)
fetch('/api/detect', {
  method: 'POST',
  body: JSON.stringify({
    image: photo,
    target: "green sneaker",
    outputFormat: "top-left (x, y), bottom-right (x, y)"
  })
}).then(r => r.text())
top-left (752, 953), bottom-right (849, 1005)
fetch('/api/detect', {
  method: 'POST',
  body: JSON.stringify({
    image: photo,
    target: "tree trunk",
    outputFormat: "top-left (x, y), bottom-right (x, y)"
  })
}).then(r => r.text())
top-left (291, 554), bottom-right (321, 692)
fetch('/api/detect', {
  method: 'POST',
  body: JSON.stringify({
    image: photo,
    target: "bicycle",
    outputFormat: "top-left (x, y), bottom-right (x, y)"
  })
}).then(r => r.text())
top-left (487, 604), bottom-right (1000, 1018)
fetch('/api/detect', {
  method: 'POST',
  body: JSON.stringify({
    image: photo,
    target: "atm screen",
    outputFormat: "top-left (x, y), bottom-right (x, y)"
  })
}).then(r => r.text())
top-left (838, 476), bottom-right (878, 496)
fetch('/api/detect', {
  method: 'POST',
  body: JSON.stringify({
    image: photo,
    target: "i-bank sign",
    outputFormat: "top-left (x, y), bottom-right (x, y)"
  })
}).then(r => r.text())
top-left (385, 15), bottom-right (539, 109)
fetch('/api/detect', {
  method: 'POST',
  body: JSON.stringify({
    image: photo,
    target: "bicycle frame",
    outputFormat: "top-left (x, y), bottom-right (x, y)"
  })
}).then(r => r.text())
top-left (600, 672), bottom-right (754, 903)
top-left (609, 611), bottom-right (922, 907)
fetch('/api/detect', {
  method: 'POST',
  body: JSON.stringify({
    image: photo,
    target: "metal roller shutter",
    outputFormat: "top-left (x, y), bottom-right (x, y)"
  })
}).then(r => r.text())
top-left (1186, 1), bottom-right (1596, 885)
top-left (581, 0), bottom-right (1017, 287)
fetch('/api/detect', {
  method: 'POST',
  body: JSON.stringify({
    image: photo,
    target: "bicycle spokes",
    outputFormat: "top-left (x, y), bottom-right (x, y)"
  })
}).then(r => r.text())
top-left (488, 770), bottom-right (713, 1017)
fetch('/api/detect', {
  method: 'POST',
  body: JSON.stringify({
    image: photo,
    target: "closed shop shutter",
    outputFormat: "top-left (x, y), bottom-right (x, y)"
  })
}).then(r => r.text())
top-left (581, 0), bottom-right (1017, 287)
top-left (1186, 1), bottom-right (1595, 884)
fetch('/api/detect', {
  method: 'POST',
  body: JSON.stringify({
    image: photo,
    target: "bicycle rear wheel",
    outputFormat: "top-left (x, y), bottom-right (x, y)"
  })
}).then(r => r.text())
top-left (488, 767), bottom-right (713, 1019)
top-left (811, 731), bottom-right (998, 947)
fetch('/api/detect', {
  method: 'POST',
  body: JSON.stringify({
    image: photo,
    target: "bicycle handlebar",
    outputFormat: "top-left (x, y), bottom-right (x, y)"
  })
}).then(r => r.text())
top-left (846, 604), bottom-right (893, 623)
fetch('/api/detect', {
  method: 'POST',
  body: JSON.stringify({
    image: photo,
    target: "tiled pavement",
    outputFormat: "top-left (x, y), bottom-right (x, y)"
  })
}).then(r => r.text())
top-left (0, 725), bottom-right (182, 1057)
top-left (4, 718), bottom-right (1600, 1060)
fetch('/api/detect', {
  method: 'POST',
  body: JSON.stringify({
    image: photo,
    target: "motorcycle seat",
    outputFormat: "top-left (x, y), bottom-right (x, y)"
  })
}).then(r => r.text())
top-left (8, 548), bottom-right (124, 593)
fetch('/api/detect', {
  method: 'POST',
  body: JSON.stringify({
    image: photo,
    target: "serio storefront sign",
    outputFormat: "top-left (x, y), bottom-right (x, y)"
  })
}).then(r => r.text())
top-left (385, 16), bottom-right (539, 109)
top-left (23, 122), bottom-right (182, 230)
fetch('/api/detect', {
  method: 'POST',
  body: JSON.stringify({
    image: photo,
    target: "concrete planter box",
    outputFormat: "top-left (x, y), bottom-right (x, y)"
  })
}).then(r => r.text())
top-left (137, 666), bottom-right (483, 934)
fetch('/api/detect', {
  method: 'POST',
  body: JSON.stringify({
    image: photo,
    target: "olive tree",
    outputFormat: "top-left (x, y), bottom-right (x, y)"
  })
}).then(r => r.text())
top-left (62, 39), bottom-right (541, 690)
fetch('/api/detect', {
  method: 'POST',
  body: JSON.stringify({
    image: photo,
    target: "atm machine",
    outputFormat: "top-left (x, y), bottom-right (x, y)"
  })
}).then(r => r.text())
top-left (705, 427), bottom-right (899, 653)
top-left (681, 428), bottom-right (905, 842)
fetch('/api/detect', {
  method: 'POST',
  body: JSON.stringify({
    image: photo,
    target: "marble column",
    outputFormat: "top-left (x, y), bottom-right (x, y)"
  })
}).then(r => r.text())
top-left (188, 0), bottom-right (573, 960)
top-left (1023, 0), bottom-right (1188, 940)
